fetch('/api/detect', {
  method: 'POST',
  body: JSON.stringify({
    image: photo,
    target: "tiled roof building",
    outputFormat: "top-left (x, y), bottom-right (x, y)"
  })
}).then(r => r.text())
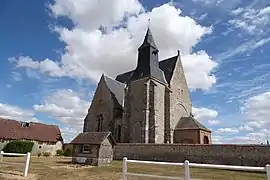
top-left (0, 118), bottom-right (63, 155)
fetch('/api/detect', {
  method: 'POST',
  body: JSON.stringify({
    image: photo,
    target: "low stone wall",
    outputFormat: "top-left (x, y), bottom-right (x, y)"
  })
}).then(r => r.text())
top-left (114, 143), bottom-right (270, 166)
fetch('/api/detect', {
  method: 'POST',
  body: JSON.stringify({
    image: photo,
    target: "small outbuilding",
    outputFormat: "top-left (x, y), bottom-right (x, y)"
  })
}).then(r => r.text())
top-left (70, 132), bottom-right (117, 166)
top-left (173, 114), bottom-right (212, 144)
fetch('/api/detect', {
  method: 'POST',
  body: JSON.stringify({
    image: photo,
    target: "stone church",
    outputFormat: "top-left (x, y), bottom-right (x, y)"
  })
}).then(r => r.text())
top-left (83, 27), bottom-right (211, 144)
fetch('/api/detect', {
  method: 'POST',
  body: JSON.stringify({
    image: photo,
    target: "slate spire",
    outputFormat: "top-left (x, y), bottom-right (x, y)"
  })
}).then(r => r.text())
top-left (128, 26), bottom-right (167, 84)
top-left (139, 27), bottom-right (158, 50)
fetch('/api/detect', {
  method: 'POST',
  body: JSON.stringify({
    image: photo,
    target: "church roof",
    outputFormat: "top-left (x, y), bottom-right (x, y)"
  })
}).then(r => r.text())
top-left (103, 75), bottom-right (125, 106)
top-left (115, 54), bottom-right (178, 84)
top-left (175, 116), bottom-right (211, 132)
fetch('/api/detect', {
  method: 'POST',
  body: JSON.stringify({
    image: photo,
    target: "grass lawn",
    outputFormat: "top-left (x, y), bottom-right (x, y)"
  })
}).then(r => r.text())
top-left (0, 157), bottom-right (267, 180)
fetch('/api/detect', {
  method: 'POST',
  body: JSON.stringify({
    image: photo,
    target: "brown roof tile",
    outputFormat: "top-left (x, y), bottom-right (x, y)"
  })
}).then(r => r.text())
top-left (70, 132), bottom-right (117, 145)
top-left (0, 118), bottom-right (63, 143)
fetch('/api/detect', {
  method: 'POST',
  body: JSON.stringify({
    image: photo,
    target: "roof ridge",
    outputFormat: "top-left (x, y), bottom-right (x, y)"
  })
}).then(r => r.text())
top-left (159, 54), bottom-right (179, 63)
top-left (104, 75), bottom-right (125, 86)
top-left (191, 117), bottom-right (207, 128)
top-left (0, 118), bottom-right (59, 127)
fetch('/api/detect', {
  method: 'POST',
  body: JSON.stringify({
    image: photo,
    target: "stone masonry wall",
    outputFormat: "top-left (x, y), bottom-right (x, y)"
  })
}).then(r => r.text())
top-left (114, 143), bottom-right (270, 166)
top-left (125, 78), bottom-right (148, 143)
top-left (173, 129), bottom-right (200, 144)
top-left (84, 76), bottom-right (115, 132)
top-left (169, 55), bottom-right (192, 143)
top-left (151, 79), bottom-right (165, 144)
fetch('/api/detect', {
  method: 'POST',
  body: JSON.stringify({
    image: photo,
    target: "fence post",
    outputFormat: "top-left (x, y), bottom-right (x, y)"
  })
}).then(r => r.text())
top-left (0, 151), bottom-right (3, 162)
top-left (266, 164), bottom-right (270, 180)
top-left (23, 152), bottom-right (31, 177)
top-left (122, 157), bottom-right (128, 180)
top-left (184, 160), bottom-right (190, 180)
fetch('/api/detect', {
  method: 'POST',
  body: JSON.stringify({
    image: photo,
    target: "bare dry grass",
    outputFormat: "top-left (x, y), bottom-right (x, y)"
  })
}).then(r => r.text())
top-left (0, 157), bottom-right (267, 180)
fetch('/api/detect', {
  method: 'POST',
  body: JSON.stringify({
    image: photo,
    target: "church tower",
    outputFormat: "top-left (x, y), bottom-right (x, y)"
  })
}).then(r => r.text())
top-left (128, 28), bottom-right (167, 84)
top-left (122, 27), bottom-right (167, 143)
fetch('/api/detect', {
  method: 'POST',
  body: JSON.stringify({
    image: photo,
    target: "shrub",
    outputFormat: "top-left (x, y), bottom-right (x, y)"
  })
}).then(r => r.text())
top-left (43, 152), bottom-right (51, 157)
top-left (37, 152), bottom-right (42, 157)
top-left (3, 140), bottom-right (34, 154)
top-left (56, 149), bottom-right (64, 156)
top-left (63, 147), bottom-right (72, 157)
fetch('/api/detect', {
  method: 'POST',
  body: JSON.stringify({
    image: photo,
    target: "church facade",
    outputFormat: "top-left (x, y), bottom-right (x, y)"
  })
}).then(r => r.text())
top-left (83, 28), bottom-right (211, 144)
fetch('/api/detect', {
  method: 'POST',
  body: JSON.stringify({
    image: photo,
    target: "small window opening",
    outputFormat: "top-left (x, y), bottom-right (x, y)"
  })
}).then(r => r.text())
top-left (97, 114), bottom-right (103, 132)
top-left (82, 145), bottom-right (91, 153)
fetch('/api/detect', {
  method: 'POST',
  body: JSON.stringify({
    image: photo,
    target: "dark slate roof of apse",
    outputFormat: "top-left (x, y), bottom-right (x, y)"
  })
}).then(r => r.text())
top-left (0, 118), bottom-right (63, 142)
top-left (115, 54), bottom-right (179, 84)
top-left (103, 75), bottom-right (125, 106)
top-left (175, 116), bottom-right (211, 132)
top-left (70, 132), bottom-right (117, 145)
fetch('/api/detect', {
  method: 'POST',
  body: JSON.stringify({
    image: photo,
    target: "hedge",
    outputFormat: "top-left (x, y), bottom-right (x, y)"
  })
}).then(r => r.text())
top-left (3, 140), bottom-right (34, 154)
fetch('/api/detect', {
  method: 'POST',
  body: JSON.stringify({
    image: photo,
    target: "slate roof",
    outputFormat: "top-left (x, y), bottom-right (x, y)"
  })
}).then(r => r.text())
top-left (103, 75), bottom-right (125, 107)
top-left (175, 116), bottom-right (211, 132)
top-left (0, 118), bottom-right (63, 143)
top-left (128, 27), bottom-right (168, 84)
top-left (139, 28), bottom-right (158, 50)
top-left (115, 54), bottom-right (179, 84)
top-left (70, 132), bottom-right (117, 145)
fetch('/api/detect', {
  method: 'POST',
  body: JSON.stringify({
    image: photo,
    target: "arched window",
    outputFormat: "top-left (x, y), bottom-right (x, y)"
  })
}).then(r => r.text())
top-left (97, 114), bottom-right (103, 132)
top-left (203, 136), bottom-right (209, 144)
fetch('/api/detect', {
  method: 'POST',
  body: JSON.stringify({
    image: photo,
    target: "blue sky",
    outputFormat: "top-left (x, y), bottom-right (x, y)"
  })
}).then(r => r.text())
top-left (1, 0), bottom-right (270, 143)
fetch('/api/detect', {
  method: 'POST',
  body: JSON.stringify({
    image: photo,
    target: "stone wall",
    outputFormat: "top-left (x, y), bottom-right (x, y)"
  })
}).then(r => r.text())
top-left (83, 75), bottom-right (115, 132)
top-left (169, 55), bottom-right (192, 144)
top-left (114, 143), bottom-right (270, 166)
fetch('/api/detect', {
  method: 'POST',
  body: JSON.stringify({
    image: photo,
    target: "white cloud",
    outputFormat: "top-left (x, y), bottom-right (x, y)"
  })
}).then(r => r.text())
top-left (33, 89), bottom-right (92, 142)
top-left (192, 0), bottom-right (243, 10)
top-left (12, 56), bottom-right (67, 78)
top-left (217, 37), bottom-right (270, 61)
top-left (208, 119), bottom-right (220, 125)
top-left (12, 72), bottom-right (22, 82)
top-left (183, 51), bottom-right (217, 89)
top-left (214, 129), bottom-right (269, 144)
top-left (60, 126), bottom-right (83, 143)
top-left (49, 0), bottom-right (144, 31)
top-left (192, 107), bottom-right (220, 125)
top-left (241, 91), bottom-right (270, 130)
top-left (0, 103), bottom-right (38, 122)
top-left (210, 92), bottom-right (270, 144)
top-left (33, 89), bottom-right (90, 125)
top-left (230, 6), bottom-right (270, 35)
top-left (12, 1), bottom-right (217, 90)
top-left (215, 127), bottom-right (239, 134)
